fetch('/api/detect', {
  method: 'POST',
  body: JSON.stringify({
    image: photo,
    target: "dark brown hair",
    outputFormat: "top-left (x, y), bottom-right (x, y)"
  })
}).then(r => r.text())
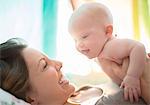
top-left (0, 38), bottom-right (30, 101)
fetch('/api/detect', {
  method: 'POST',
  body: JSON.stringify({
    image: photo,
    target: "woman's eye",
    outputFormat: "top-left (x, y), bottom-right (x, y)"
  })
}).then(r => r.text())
top-left (43, 61), bottom-right (48, 69)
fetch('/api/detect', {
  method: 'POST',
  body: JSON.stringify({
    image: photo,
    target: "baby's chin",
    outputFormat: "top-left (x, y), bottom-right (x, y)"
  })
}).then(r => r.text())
top-left (85, 55), bottom-right (97, 59)
top-left (88, 56), bottom-right (95, 59)
top-left (82, 51), bottom-right (98, 59)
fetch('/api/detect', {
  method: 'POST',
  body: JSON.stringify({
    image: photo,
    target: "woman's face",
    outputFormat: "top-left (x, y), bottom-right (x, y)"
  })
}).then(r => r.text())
top-left (22, 48), bottom-right (75, 105)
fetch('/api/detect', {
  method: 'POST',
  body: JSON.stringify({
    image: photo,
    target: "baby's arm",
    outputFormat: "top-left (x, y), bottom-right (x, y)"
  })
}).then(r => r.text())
top-left (126, 42), bottom-right (146, 78)
top-left (121, 41), bottom-right (146, 102)
top-left (111, 57), bottom-right (141, 102)
top-left (122, 42), bottom-right (146, 101)
top-left (109, 39), bottom-right (146, 78)
top-left (107, 39), bottom-right (146, 102)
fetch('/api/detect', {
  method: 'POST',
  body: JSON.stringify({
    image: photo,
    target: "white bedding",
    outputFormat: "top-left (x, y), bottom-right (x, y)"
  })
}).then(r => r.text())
top-left (0, 88), bottom-right (30, 105)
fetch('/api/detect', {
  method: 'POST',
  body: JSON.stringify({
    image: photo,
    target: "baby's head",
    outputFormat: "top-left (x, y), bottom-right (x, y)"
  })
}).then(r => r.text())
top-left (69, 2), bottom-right (113, 29)
top-left (68, 2), bottom-right (113, 59)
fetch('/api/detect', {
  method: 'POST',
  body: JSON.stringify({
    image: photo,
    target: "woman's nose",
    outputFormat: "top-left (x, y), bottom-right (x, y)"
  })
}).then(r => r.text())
top-left (54, 60), bottom-right (62, 71)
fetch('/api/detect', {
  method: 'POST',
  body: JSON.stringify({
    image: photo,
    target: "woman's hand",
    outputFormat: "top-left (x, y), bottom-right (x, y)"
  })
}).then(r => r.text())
top-left (120, 75), bottom-right (141, 103)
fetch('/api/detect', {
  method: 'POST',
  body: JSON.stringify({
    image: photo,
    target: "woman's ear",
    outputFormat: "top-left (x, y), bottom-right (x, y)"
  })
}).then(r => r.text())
top-left (26, 92), bottom-right (38, 105)
top-left (26, 96), bottom-right (38, 105)
top-left (105, 25), bottom-right (113, 37)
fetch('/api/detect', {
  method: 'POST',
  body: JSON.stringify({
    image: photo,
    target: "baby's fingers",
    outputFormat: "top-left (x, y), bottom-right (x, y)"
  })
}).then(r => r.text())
top-left (124, 87), bottom-right (129, 101)
top-left (137, 87), bottom-right (141, 97)
top-left (132, 88), bottom-right (139, 102)
top-left (128, 88), bottom-right (134, 103)
top-left (120, 82), bottom-right (125, 88)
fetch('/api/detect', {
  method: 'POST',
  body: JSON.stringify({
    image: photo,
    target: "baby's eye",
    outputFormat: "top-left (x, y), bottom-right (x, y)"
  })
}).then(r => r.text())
top-left (82, 35), bottom-right (88, 39)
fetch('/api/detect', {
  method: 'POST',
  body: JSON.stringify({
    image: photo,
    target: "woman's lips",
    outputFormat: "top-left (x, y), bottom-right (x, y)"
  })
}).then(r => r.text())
top-left (59, 76), bottom-right (69, 86)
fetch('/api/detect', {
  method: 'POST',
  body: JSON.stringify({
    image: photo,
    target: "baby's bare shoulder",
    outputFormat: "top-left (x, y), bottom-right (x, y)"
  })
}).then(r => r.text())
top-left (109, 38), bottom-right (137, 45)
top-left (104, 38), bottom-right (139, 58)
top-left (106, 38), bottom-right (140, 50)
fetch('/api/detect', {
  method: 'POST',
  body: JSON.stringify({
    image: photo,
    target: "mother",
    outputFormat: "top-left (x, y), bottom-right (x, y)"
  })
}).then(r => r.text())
top-left (0, 38), bottom-right (75, 105)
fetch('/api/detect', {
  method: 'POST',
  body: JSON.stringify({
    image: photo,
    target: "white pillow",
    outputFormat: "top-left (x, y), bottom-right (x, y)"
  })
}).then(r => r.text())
top-left (0, 88), bottom-right (30, 105)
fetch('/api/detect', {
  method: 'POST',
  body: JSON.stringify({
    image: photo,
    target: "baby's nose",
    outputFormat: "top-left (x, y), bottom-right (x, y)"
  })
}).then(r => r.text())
top-left (76, 41), bottom-right (84, 50)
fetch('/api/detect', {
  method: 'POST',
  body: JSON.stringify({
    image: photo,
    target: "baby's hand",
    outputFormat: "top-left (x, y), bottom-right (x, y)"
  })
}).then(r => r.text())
top-left (120, 75), bottom-right (141, 103)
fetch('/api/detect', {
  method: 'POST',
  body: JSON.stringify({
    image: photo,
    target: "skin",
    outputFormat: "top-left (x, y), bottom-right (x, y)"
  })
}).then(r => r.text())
top-left (69, 2), bottom-right (146, 103)
top-left (22, 48), bottom-right (75, 105)
top-left (69, 15), bottom-right (109, 59)
top-left (69, 86), bottom-right (103, 103)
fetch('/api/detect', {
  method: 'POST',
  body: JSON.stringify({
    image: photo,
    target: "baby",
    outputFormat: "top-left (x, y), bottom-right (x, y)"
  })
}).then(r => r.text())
top-left (68, 2), bottom-right (150, 104)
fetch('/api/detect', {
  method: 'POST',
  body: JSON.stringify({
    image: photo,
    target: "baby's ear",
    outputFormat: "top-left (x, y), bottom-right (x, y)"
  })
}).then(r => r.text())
top-left (105, 25), bottom-right (113, 37)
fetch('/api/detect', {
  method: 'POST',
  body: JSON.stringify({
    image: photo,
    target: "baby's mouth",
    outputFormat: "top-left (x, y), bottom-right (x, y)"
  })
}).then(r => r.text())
top-left (81, 49), bottom-right (89, 55)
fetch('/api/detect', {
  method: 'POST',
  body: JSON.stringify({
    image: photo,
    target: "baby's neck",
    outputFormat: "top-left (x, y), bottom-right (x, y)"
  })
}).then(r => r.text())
top-left (97, 36), bottom-right (115, 57)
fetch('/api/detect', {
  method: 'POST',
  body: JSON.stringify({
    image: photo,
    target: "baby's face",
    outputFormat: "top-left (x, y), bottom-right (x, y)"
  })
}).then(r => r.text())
top-left (69, 16), bottom-right (108, 59)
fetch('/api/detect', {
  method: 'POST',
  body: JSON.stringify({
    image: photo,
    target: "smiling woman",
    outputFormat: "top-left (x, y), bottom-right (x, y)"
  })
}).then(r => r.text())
top-left (0, 38), bottom-right (75, 105)
top-left (22, 48), bottom-right (75, 105)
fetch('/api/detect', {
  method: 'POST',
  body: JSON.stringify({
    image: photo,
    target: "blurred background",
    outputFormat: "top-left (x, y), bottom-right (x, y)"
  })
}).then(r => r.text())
top-left (0, 0), bottom-right (150, 87)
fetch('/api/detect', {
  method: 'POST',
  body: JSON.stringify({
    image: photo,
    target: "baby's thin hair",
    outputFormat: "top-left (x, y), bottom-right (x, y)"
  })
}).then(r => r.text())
top-left (69, 2), bottom-right (113, 27)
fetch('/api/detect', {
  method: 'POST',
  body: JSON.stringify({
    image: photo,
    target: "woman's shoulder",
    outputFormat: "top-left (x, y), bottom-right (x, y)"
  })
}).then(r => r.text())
top-left (67, 85), bottom-right (104, 105)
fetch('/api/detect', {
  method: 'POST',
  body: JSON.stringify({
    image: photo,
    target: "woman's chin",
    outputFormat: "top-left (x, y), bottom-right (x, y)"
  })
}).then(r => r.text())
top-left (68, 83), bottom-right (76, 96)
top-left (70, 84), bottom-right (76, 93)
